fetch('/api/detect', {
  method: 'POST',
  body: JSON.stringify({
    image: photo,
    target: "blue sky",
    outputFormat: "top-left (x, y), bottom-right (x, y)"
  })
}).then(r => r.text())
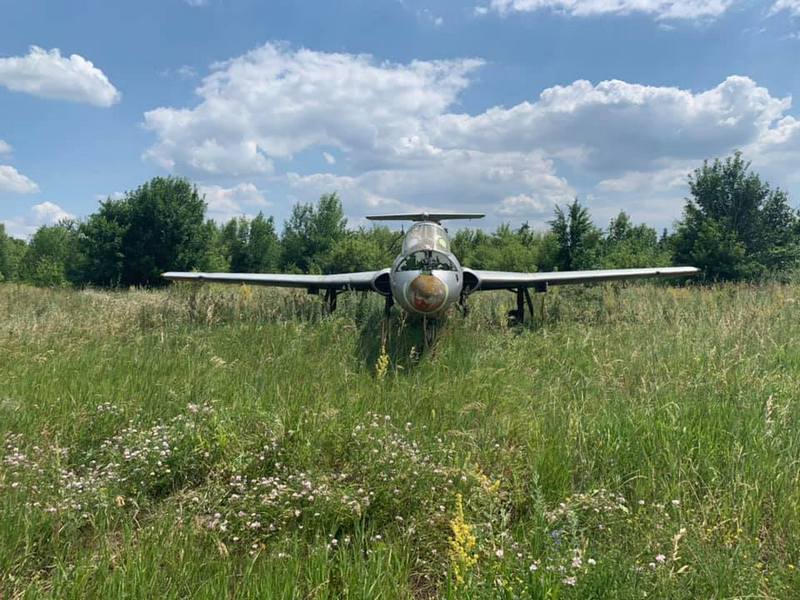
top-left (1, 0), bottom-right (799, 237)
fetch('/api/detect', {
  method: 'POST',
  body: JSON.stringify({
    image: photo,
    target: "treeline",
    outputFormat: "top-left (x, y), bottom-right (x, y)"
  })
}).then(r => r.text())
top-left (1, 152), bottom-right (798, 287)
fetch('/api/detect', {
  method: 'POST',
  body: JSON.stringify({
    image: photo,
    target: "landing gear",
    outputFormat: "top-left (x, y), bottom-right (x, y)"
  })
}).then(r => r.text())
top-left (381, 295), bottom-right (394, 348)
top-left (507, 284), bottom-right (546, 325)
top-left (423, 316), bottom-right (437, 350)
top-left (384, 294), bottom-right (394, 318)
top-left (507, 287), bottom-right (534, 324)
top-left (458, 293), bottom-right (470, 317)
top-left (324, 289), bottom-right (338, 313)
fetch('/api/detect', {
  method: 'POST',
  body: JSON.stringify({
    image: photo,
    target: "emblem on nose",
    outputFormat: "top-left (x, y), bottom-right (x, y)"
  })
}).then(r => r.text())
top-left (407, 274), bottom-right (447, 313)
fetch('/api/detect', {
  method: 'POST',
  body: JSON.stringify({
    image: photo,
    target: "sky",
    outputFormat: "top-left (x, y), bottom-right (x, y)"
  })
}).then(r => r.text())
top-left (0, 0), bottom-right (799, 238)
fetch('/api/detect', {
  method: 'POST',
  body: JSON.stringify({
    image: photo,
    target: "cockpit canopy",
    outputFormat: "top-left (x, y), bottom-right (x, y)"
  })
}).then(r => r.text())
top-left (396, 250), bottom-right (455, 272)
top-left (402, 222), bottom-right (450, 255)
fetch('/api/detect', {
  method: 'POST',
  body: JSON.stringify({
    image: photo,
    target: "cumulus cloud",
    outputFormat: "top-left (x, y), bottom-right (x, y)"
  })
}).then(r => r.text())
top-left (288, 149), bottom-right (575, 219)
top-left (3, 201), bottom-right (74, 238)
top-left (497, 193), bottom-right (548, 216)
top-left (0, 46), bottom-right (120, 107)
top-left (436, 76), bottom-right (789, 174)
top-left (483, 0), bottom-right (735, 20)
top-left (198, 182), bottom-right (270, 222)
top-left (142, 43), bottom-right (799, 227)
top-left (597, 164), bottom-right (691, 193)
top-left (143, 43), bottom-right (481, 174)
top-left (0, 140), bottom-right (11, 155)
top-left (770, 0), bottom-right (800, 16)
top-left (0, 165), bottom-right (39, 194)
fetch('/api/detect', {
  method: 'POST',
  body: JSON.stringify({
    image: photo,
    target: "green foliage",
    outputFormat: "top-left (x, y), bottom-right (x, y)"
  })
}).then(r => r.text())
top-left (211, 213), bottom-right (281, 273)
top-left (550, 199), bottom-right (603, 270)
top-left (248, 213), bottom-right (281, 272)
top-left (0, 225), bottom-right (26, 282)
top-left (325, 234), bottom-right (385, 273)
top-left (673, 152), bottom-right (800, 280)
top-left (8, 152), bottom-right (799, 289)
top-left (20, 221), bottom-right (82, 286)
top-left (79, 206), bottom-right (127, 286)
top-left (603, 211), bottom-right (671, 268)
top-left (3, 284), bottom-right (800, 597)
top-left (80, 177), bottom-right (211, 286)
top-left (452, 224), bottom-right (548, 271)
top-left (281, 193), bottom-right (347, 273)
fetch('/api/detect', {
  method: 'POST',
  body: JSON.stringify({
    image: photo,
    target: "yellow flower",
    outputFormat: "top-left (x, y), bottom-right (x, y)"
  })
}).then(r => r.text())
top-left (448, 493), bottom-right (478, 586)
top-left (375, 345), bottom-right (390, 380)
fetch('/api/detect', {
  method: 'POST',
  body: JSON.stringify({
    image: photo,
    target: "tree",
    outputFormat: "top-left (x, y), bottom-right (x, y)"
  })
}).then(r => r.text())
top-left (79, 203), bottom-right (127, 286)
top-left (549, 199), bottom-right (602, 271)
top-left (80, 177), bottom-right (211, 286)
top-left (673, 152), bottom-right (799, 280)
top-left (281, 193), bottom-right (347, 272)
top-left (21, 221), bottom-right (82, 286)
top-left (603, 211), bottom-right (670, 268)
top-left (0, 225), bottom-right (24, 282)
top-left (218, 217), bottom-right (250, 272)
top-left (324, 235), bottom-right (384, 273)
top-left (246, 213), bottom-right (280, 272)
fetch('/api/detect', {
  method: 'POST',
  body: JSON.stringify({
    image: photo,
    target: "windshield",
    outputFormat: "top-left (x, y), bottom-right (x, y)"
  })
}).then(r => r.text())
top-left (397, 250), bottom-right (455, 272)
top-left (402, 223), bottom-right (450, 254)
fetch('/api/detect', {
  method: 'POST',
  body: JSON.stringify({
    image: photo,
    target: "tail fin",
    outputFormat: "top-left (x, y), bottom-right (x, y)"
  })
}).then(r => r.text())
top-left (366, 212), bottom-right (484, 223)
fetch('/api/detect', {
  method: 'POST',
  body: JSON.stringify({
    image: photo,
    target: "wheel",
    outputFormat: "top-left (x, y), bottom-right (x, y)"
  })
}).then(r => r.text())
top-left (423, 316), bottom-right (437, 349)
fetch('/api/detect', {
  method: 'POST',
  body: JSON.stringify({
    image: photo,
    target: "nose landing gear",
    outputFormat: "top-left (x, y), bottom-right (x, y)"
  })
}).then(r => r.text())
top-left (423, 316), bottom-right (437, 350)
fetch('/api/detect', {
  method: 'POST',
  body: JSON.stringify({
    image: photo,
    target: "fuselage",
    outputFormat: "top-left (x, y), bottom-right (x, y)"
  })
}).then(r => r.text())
top-left (389, 221), bottom-right (463, 316)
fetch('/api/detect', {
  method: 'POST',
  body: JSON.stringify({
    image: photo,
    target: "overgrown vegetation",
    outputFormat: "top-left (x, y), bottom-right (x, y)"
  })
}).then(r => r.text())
top-left (2, 282), bottom-right (800, 597)
top-left (2, 152), bottom-right (797, 287)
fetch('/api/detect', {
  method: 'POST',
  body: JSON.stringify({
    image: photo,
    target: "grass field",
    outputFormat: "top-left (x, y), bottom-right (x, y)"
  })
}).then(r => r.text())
top-left (2, 281), bottom-right (800, 598)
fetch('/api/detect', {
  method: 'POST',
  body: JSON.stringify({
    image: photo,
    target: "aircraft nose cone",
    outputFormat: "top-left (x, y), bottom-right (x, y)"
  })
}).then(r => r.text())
top-left (408, 274), bottom-right (447, 313)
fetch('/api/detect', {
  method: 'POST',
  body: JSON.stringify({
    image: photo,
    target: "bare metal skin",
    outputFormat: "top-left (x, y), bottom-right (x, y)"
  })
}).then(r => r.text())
top-left (164, 212), bottom-right (699, 328)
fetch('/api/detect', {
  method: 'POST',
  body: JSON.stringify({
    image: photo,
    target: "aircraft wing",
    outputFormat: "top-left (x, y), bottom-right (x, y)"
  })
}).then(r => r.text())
top-left (464, 266), bottom-right (699, 291)
top-left (162, 269), bottom-right (388, 292)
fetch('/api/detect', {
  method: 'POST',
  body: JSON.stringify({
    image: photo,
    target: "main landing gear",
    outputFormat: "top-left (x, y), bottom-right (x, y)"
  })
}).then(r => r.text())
top-left (324, 289), bottom-right (338, 313)
top-left (380, 295), bottom-right (394, 349)
top-left (507, 283), bottom-right (547, 325)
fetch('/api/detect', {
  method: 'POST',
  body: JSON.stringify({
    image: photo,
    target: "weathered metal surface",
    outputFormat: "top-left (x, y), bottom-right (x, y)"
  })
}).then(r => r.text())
top-left (163, 213), bottom-right (699, 321)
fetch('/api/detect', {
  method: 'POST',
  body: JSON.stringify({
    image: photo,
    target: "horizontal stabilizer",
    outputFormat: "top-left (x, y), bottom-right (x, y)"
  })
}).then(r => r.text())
top-left (366, 212), bottom-right (484, 223)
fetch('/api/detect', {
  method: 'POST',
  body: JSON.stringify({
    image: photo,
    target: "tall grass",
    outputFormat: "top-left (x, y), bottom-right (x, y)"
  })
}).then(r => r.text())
top-left (2, 282), bottom-right (800, 598)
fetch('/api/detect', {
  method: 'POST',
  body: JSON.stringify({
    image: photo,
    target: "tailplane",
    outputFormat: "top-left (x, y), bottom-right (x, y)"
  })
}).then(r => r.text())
top-left (366, 212), bottom-right (484, 223)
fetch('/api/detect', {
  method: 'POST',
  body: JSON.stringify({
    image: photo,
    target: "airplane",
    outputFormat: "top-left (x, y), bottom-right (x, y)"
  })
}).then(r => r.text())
top-left (163, 212), bottom-right (699, 344)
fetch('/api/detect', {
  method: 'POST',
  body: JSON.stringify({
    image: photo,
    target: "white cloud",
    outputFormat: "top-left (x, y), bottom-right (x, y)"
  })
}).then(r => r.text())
top-left (323, 151), bottom-right (336, 165)
top-left (32, 201), bottom-right (73, 223)
top-left (142, 43), bottom-right (800, 228)
top-left (143, 43), bottom-right (481, 174)
top-left (417, 8), bottom-right (445, 26)
top-left (288, 149), bottom-right (574, 218)
top-left (0, 140), bottom-right (11, 155)
top-left (3, 202), bottom-right (74, 238)
top-left (94, 191), bottom-right (125, 202)
top-left (770, 0), bottom-right (800, 16)
top-left (198, 182), bottom-right (269, 222)
top-left (435, 76), bottom-right (790, 174)
top-left (597, 164), bottom-right (690, 193)
top-left (0, 165), bottom-right (39, 194)
top-left (0, 46), bottom-right (120, 107)
top-left (497, 193), bottom-right (548, 216)
top-left (161, 65), bottom-right (198, 80)
top-left (483, 0), bottom-right (735, 20)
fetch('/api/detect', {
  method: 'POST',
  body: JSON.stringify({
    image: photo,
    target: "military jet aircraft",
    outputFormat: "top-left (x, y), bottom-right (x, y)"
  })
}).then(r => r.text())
top-left (164, 212), bottom-right (698, 343)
